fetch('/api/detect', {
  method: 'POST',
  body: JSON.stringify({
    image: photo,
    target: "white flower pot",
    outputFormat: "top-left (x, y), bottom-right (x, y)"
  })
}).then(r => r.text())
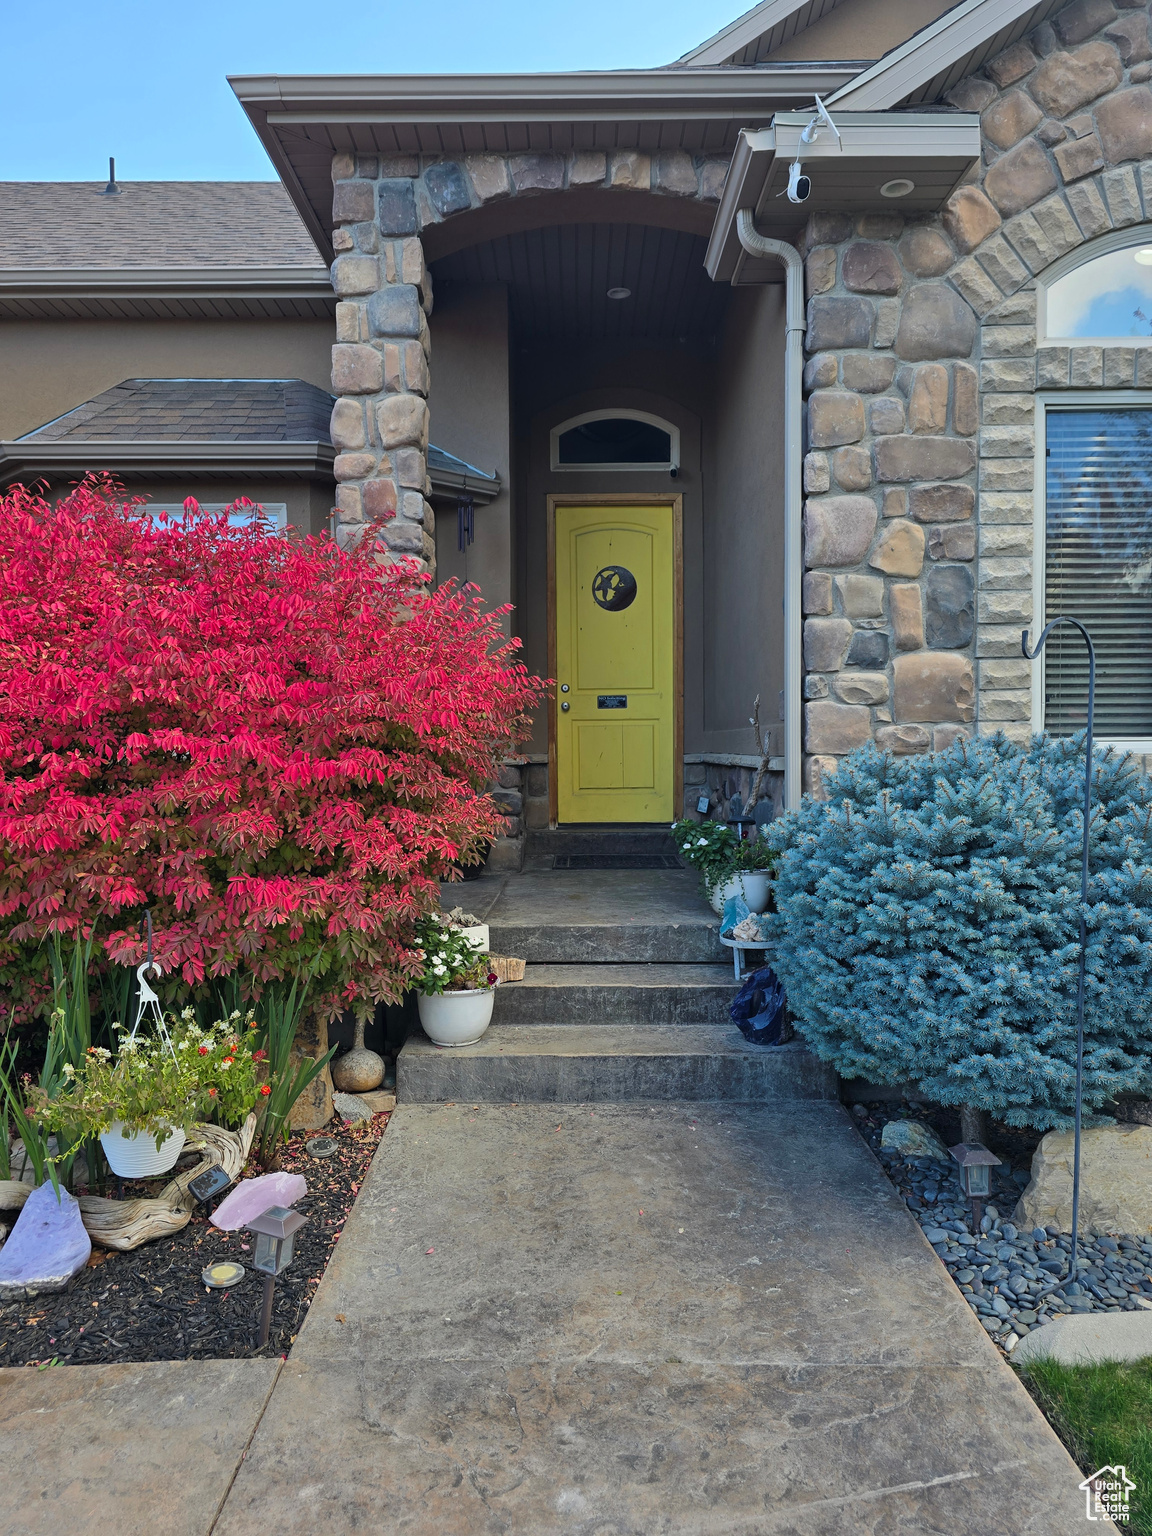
top-left (458, 923), bottom-right (490, 954)
top-left (99, 1122), bottom-right (186, 1179)
top-left (710, 871), bottom-right (773, 915)
top-left (418, 988), bottom-right (495, 1048)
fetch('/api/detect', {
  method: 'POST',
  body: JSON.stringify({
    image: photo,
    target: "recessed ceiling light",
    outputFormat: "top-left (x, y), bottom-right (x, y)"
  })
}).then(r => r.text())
top-left (880, 178), bottom-right (915, 199)
top-left (606, 286), bottom-right (631, 300)
top-left (1134, 248), bottom-right (1152, 266)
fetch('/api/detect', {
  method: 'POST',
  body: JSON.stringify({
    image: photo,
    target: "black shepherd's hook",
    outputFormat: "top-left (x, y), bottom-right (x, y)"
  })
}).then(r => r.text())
top-left (1022, 617), bottom-right (1095, 1302)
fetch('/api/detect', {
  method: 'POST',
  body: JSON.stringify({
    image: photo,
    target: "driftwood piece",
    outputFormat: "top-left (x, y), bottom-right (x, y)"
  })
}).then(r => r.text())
top-left (489, 955), bottom-right (526, 983)
top-left (79, 1113), bottom-right (257, 1252)
top-left (0, 1180), bottom-right (32, 1212)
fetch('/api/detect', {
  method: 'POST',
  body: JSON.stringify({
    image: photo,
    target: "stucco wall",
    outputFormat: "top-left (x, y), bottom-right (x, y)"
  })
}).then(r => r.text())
top-left (0, 318), bottom-right (335, 440)
top-left (797, 0), bottom-right (1152, 792)
top-left (428, 283), bottom-right (512, 618)
top-left (770, 0), bottom-right (957, 63)
top-left (703, 283), bottom-right (787, 758)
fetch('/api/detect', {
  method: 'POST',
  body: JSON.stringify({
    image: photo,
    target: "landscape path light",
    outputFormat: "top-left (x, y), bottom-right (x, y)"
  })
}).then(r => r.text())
top-left (949, 1142), bottom-right (1002, 1233)
top-left (249, 1204), bottom-right (307, 1347)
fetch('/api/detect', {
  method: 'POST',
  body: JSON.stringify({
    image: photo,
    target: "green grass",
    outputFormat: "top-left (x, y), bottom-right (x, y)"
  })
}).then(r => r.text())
top-left (1019, 1356), bottom-right (1152, 1533)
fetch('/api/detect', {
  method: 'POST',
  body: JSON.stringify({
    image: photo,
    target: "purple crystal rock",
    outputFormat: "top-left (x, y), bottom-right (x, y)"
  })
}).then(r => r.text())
top-left (0, 1181), bottom-right (91, 1300)
top-left (211, 1172), bottom-right (307, 1231)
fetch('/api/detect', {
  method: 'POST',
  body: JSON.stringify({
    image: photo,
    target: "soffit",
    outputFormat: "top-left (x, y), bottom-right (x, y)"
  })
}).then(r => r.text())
top-left (827, 0), bottom-right (1063, 109)
top-left (432, 223), bottom-right (728, 344)
top-left (0, 267), bottom-right (335, 322)
top-left (0, 441), bottom-right (336, 487)
top-left (706, 113), bottom-right (980, 283)
top-left (230, 67), bottom-right (861, 262)
top-left (677, 0), bottom-right (868, 68)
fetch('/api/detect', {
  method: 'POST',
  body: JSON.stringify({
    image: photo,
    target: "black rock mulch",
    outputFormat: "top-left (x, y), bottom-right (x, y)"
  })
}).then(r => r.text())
top-left (0, 1113), bottom-right (390, 1369)
top-left (851, 1099), bottom-right (1152, 1355)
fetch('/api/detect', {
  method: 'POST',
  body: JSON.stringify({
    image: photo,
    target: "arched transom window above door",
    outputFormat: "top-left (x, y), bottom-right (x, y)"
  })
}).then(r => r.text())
top-left (550, 410), bottom-right (680, 473)
top-left (1042, 228), bottom-right (1152, 345)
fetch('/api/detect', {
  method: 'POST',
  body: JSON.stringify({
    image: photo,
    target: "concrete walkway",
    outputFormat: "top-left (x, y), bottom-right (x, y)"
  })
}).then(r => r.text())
top-left (68, 1097), bottom-right (1091, 1534)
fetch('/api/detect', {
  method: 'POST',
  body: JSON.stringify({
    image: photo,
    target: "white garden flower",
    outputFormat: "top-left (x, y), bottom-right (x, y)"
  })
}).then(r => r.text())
top-left (62, 1062), bottom-right (75, 1079)
top-left (220, 1059), bottom-right (232, 1070)
top-left (697, 837), bottom-right (708, 846)
top-left (181, 1007), bottom-right (195, 1022)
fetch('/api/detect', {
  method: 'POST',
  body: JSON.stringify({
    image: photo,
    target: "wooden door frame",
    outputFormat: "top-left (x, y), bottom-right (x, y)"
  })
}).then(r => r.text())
top-left (546, 492), bottom-right (684, 828)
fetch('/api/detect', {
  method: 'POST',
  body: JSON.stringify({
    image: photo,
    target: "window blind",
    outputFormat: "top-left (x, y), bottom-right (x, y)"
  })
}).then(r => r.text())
top-left (1045, 408), bottom-right (1152, 736)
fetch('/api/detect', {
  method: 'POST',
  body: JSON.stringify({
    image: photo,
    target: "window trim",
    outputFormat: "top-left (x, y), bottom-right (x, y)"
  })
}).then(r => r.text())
top-left (1032, 391), bottom-right (1152, 749)
top-left (549, 409), bottom-right (680, 473)
top-left (1038, 224), bottom-right (1152, 347)
top-left (143, 501), bottom-right (288, 530)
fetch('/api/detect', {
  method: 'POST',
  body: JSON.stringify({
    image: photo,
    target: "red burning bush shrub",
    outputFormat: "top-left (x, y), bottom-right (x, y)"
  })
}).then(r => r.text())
top-left (0, 478), bottom-right (542, 1018)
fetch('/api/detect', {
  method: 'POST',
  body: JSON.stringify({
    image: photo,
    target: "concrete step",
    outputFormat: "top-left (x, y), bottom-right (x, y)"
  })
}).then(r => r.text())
top-left (488, 919), bottom-right (723, 963)
top-left (525, 825), bottom-right (679, 859)
top-left (492, 964), bottom-right (738, 1025)
top-left (397, 1025), bottom-right (838, 1103)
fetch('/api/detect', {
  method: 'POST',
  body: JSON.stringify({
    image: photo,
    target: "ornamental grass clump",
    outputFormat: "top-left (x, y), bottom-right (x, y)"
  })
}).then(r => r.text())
top-left (765, 733), bottom-right (1152, 1130)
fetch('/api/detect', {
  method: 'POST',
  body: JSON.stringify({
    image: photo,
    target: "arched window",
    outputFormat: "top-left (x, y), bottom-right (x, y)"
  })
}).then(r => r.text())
top-left (550, 410), bottom-right (680, 472)
top-left (1041, 228), bottom-right (1152, 343)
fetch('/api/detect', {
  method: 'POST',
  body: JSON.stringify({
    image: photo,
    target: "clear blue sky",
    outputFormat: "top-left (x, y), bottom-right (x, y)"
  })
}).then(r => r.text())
top-left (4, 0), bottom-right (740, 182)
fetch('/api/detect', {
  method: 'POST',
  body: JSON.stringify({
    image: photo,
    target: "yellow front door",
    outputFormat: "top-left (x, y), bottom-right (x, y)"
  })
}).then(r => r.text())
top-left (554, 502), bottom-right (676, 823)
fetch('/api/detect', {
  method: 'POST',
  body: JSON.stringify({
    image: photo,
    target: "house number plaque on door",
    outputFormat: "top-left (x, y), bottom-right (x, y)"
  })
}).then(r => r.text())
top-left (591, 566), bottom-right (637, 611)
top-left (597, 695), bottom-right (627, 709)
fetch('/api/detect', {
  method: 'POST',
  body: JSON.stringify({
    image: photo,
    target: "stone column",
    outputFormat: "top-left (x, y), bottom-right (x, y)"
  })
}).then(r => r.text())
top-left (329, 154), bottom-right (435, 570)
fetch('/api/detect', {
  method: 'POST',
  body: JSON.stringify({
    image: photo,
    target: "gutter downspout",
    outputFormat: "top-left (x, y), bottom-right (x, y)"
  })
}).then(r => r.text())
top-left (736, 208), bottom-right (805, 810)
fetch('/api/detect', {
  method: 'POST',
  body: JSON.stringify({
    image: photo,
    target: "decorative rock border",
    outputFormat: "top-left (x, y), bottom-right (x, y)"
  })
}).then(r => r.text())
top-left (857, 1102), bottom-right (1152, 1356)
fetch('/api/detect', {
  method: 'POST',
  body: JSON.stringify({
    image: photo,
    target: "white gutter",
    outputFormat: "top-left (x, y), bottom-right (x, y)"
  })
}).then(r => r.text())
top-left (736, 208), bottom-right (804, 810)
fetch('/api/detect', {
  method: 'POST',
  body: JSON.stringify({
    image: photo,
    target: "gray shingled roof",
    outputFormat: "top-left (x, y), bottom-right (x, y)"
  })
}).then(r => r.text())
top-left (20, 379), bottom-right (336, 443)
top-left (0, 182), bottom-right (324, 270)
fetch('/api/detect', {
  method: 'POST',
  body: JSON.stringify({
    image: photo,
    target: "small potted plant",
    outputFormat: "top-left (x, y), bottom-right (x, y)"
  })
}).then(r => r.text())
top-left (672, 819), bottom-right (776, 913)
top-left (414, 915), bottom-right (500, 1047)
top-left (32, 1010), bottom-right (260, 1178)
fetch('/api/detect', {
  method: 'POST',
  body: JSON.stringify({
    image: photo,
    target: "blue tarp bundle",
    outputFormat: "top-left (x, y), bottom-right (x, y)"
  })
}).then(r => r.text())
top-left (729, 966), bottom-right (786, 1045)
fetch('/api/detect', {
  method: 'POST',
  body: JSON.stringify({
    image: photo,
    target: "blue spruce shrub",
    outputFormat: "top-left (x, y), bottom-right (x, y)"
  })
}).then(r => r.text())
top-left (765, 733), bottom-right (1152, 1128)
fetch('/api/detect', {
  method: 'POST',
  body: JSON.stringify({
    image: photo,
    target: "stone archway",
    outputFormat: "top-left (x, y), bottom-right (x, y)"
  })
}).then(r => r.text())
top-left (325, 151), bottom-right (729, 565)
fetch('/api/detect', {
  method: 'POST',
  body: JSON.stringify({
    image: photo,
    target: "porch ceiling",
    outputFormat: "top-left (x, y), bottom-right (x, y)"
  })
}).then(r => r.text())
top-left (230, 67), bottom-right (861, 262)
top-left (432, 223), bottom-right (728, 344)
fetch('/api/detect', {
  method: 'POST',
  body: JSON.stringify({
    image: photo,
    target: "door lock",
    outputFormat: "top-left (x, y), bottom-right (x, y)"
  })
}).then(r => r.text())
top-left (561, 701), bottom-right (570, 711)
top-left (560, 684), bottom-right (569, 692)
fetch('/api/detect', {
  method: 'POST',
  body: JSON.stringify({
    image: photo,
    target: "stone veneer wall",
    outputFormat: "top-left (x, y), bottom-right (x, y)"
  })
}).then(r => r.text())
top-left (799, 0), bottom-right (1152, 794)
top-left (326, 148), bottom-right (729, 572)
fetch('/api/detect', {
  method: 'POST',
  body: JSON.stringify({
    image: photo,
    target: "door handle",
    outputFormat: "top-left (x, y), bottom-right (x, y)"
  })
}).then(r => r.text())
top-left (561, 701), bottom-right (570, 712)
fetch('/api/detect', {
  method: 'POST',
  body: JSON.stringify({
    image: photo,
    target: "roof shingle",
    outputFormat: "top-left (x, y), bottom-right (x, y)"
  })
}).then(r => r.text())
top-left (20, 379), bottom-right (336, 443)
top-left (0, 182), bottom-right (325, 270)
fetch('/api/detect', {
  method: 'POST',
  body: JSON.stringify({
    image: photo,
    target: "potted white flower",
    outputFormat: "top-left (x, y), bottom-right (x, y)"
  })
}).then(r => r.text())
top-left (671, 818), bottom-right (776, 914)
top-left (414, 916), bottom-right (500, 1047)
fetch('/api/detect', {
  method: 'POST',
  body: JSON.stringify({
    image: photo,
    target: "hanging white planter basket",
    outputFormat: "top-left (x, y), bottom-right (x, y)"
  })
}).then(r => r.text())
top-left (418, 989), bottom-right (495, 1048)
top-left (99, 1122), bottom-right (186, 1179)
